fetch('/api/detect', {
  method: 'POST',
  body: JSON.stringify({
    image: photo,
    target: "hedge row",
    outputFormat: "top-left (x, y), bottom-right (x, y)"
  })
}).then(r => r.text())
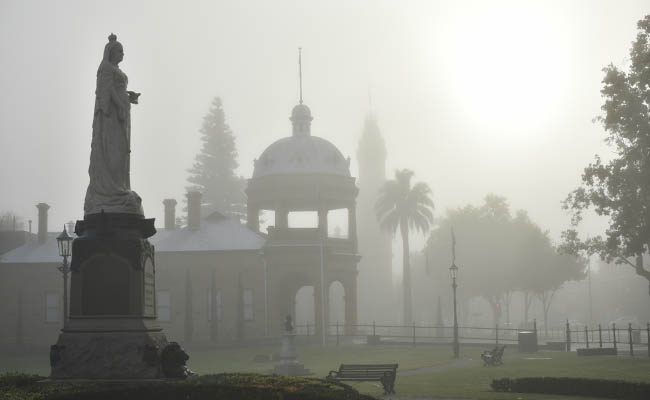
top-left (492, 377), bottom-right (650, 400)
top-left (0, 373), bottom-right (376, 400)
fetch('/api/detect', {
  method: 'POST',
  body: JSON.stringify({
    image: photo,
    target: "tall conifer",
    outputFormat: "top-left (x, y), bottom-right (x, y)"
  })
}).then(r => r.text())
top-left (187, 97), bottom-right (246, 220)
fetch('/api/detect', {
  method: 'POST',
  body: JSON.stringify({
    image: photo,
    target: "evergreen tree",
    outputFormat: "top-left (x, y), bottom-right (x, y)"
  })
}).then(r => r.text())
top-left (187, 97), bottom-right (246, 220)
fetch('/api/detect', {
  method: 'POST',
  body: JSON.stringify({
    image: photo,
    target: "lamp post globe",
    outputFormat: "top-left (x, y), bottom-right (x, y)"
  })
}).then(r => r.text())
top-left (56, 226), bottom-right (72, 257)
top-left (56, 225), bottom-right (73, 324)
top-left (449, 262), bottom-right (458, 280)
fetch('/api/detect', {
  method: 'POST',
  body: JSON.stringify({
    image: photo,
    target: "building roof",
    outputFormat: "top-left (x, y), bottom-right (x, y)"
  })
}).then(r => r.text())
top-left (150, 213), bottom-right (265, 253)
top-left (0, 232), bottom-right (62, 264)
top-left (252, 135), bottom-right (351, 178)
top-left (0, 215), bottom-right (265, 264)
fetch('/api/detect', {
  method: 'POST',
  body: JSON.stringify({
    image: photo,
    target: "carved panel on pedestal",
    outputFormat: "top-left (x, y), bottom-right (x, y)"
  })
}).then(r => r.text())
top-left (82, 254), bottom-right (130, 315)
top-left (143, 257), bottom-right (155, 317)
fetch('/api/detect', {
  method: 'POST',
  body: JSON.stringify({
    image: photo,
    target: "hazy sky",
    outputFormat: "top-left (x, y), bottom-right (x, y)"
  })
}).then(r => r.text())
top-left (1, 0), bottom-right (648, 249)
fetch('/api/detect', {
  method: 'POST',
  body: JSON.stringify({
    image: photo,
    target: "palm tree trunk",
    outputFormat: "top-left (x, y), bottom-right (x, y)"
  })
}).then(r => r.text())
top-left (400, 221), bottom-right (412, 324)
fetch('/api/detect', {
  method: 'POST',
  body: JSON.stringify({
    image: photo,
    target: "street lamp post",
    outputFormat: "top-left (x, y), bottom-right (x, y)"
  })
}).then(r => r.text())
top-left (56, 225), bottom-right (73, 324)
top-left (450, 262), bottom-right (459, 358)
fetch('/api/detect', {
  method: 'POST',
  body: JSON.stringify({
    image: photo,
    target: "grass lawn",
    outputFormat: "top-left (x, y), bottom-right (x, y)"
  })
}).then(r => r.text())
top-left (2, 344), bottom-right (649, 399)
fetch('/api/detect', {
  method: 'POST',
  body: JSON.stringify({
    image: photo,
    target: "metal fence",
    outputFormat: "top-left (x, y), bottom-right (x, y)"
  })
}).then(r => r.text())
top-left (293, 320), bottom-right (650, 357)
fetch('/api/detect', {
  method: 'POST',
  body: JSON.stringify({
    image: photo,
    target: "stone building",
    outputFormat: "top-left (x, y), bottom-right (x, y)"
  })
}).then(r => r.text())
top-left (0, 204), bottom-right (66, 351)
top-left (0, 200), bottom-right (267, 349)
top-left (0, 101), bottom-right (360, 349)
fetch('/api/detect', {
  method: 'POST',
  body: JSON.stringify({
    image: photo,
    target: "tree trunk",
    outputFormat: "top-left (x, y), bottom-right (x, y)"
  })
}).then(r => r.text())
top-left (538, 288), bottom-right (558, 338)
top-left (400, 220), bottom-right (412, 324)
top-left (634, 254), bottom-right (650, 295)
top-left (539, 295), bottom-right (548, 338)
top-left (523, 291), bottom-right (533, 324)
top-left (210, 268), bottom-right (218, 342)
top-left (504, 291), bottom-right (514, 326)
top-left (485, 295), bottom-right (501, 326)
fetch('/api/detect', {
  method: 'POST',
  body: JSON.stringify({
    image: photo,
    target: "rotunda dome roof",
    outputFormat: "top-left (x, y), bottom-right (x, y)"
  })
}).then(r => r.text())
top-left (253, 135), bottom-right (351, 178)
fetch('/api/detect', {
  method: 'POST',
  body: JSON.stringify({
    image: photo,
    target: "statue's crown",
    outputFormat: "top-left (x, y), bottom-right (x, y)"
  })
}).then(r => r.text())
top-left (108, 33), bottom-right (117, 42)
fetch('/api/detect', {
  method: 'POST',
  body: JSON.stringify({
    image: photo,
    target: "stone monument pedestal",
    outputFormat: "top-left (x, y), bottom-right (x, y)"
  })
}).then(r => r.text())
top-left (50, 213), bottom-right (187, 379)
top-left (271, 334), bottom-right (311, 376)
top-left (50, 319), bottom-right (168, 379)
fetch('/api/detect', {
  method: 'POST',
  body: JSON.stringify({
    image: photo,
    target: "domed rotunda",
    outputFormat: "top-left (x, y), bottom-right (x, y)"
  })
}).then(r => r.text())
top-left (246, 99), bottom-right (360, 338)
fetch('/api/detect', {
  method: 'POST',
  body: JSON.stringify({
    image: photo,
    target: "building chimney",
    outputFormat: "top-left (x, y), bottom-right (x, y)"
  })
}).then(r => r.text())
top-left (36, 203), bottom-right (50, 244)
top-left (186, 191), bottom-right (202, 229)
top-left (163, 198), bottom-right (177, 230)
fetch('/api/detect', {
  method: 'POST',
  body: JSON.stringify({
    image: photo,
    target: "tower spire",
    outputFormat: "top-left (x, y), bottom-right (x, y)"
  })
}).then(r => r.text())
top-left (298, 47), bottom-right (303, 104)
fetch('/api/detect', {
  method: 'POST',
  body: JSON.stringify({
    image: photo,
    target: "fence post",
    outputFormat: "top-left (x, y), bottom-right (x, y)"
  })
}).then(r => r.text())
top-left (585, 326), bottom-right (589, 349)
top-left (608, 325), bottom-right (611, 343)
top-left (496, 323), bottom-right (499, 345)
top-left (566, 320), bottom-right (571, 352)
top-left (613, 323), bottom-right (617, 350)
top-left (534, 319), bottom-right (538, 347)
top-left (646, 323), bottom-right (649, 358)
top-left (412, 322), bottom-right (416, 347)
top-left (599, 324), bottom-right (602, 348)
top-left (373, 320), bottom-right (376, 337)
top-left (336, 320), bottom-right (339, 346)
top-left (629, 323), bottom-right (634, 356)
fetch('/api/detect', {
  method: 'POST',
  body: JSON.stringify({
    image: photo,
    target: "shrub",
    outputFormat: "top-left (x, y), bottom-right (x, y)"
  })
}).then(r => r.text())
top-left (492, 377), bottom-right (650, 400)
top-left (0, 372), bottom-right (44, 388)
top-left (0, 372), bottom-right (376, 400)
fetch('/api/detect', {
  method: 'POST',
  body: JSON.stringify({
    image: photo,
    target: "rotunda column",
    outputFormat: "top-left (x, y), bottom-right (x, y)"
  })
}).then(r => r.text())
top-left (275, 202), bottom-right (288, 229)
top-left (318, 207), bottom-right (328, 239)
top-left (314, 279), bottom-right (329, 342)
top-left (247, 202), bottom-right (259, 232)
top-left (348, 202), bottom-right (357, 252)
top-left (344, 277), bottom-right (358, 336)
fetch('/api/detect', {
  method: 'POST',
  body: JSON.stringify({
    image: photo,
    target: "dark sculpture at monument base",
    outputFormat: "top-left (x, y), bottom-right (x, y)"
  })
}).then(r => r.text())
top-left (49, 213), bottom-right (189, 379)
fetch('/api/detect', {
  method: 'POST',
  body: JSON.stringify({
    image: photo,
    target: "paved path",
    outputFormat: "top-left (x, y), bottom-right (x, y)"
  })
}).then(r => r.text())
top-left (398, 358), bottom-right (474, 375)
top-left (382, 397), bottom-right (458, 400)
top-left (357, 359), bottom-right (475, 400)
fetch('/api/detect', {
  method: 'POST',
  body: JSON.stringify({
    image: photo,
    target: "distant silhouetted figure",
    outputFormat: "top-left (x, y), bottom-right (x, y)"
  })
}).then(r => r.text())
top-left (284, 315), bottom-right (294, 333)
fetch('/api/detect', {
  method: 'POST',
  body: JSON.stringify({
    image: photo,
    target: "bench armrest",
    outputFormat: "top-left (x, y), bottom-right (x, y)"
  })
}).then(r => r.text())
top-left (326, 370), bottom-right (339, 380)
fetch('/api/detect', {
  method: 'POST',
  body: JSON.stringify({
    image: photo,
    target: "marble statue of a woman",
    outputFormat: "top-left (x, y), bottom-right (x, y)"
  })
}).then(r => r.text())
top-left (84, 33), bottom-right (143, 216)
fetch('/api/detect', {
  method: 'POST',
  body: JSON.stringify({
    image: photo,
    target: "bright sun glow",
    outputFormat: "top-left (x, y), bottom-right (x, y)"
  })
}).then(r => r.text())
top-left (439, 3), bottom-right (571, 137)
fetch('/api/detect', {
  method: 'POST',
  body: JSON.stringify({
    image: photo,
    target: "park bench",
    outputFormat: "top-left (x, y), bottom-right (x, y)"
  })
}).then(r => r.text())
top-left (326, 363), bottom-right (398, 394)
top-left (481, 345), bottom-right (505, 366)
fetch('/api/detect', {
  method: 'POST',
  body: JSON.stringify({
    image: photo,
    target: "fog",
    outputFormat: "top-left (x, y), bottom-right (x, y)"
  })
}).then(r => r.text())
top-left (1, 0), bottom-right (646, 245)
top-left (2, 1), bottom-right (650, 392)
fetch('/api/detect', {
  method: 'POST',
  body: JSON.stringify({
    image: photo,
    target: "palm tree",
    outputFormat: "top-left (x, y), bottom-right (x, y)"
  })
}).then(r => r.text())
top-left (375, 169), bottom-right (434, 323)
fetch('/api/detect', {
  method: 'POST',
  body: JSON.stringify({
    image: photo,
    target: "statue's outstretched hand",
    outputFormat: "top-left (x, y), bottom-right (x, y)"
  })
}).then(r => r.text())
top-left (128, 91), bottom-right (141, 104)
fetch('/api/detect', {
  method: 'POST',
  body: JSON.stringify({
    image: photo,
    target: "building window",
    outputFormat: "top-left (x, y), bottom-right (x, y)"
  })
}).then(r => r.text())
top-left (243, 289), bottom-right (254, 321)
top-left (207, 289), bottom-right (222, 321)
top-left (45, 292), bottom-right (60, 323)
top-left (157, 290), bottom-right (171, 321)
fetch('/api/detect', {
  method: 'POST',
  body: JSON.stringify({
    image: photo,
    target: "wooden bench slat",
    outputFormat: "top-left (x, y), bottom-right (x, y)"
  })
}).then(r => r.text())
top-left (326, 363), bottom-right (398, 395)
top-left (341, 364), bottom-right (397, 368)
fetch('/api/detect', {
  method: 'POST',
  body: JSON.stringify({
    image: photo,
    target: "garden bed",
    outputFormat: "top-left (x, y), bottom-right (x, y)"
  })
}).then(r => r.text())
top-left (492, 376), bottom-right (650, 399)
top-left (0, 372), bottom-right (375, 400)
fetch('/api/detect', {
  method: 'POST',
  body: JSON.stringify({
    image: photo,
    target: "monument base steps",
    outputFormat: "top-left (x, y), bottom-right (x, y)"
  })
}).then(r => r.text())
top-left (50, 318), bottom-right (168, 379)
